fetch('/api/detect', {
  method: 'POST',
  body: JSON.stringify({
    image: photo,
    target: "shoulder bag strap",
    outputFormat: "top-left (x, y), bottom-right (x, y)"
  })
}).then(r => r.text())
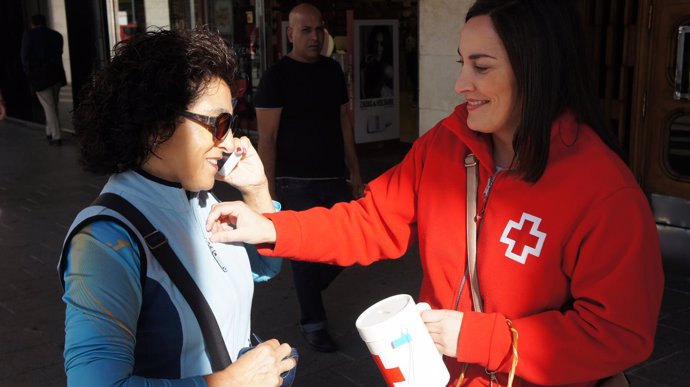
top-left (93, 193), bottom-right (232, 371)
top-left (464, 154), bottom-right (483, 313)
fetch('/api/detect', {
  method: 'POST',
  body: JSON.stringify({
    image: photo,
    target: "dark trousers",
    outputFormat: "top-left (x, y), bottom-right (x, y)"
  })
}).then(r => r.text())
top-left (276, 177), bottom-right (351, 332)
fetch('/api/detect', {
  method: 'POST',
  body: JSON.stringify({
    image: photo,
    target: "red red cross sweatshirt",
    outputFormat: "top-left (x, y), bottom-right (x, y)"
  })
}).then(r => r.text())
top-left (260, 104), bottom-right (664, 387)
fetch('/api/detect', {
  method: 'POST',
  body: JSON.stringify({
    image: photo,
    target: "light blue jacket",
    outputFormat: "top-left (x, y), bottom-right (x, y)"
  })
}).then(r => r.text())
top-left (59, 170), bottom-right (281, 386)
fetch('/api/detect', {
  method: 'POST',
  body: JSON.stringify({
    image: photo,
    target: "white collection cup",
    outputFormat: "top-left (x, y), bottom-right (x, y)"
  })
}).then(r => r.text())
top-left (355, 294), bottom-right (450, 387)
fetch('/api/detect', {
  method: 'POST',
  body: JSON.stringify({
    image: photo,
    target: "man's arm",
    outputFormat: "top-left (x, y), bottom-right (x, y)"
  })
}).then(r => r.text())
top-left (340, 104), bottom-right (363, 198)
top-left (256, 107), bottom-right (282, 199)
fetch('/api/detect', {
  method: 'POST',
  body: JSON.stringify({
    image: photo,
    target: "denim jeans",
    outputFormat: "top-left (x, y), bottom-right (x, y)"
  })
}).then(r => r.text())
top-left (276, 177), bottom-right (352, 331)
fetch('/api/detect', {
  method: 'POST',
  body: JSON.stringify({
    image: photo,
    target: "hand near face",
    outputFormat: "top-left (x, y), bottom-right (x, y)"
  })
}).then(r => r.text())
top-left (217, 136), bottom-right (268, 195)
top-left (204, 339), bottom-right (296, 387)
top-left (421, 309), bottom-right (463, 358)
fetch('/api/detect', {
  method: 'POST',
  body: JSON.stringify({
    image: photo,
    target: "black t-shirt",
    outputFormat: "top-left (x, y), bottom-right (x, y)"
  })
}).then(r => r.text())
top-left (254, 56), bottom-right (349, 178)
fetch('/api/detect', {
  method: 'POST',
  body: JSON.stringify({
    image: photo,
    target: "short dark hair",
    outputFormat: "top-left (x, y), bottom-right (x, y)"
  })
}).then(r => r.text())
top-left (466, 0), bottom-right (620, 182)
top-left (74, 28), bottom-right (237, 175)
top-left (31, 14), bottom-right (46, 27)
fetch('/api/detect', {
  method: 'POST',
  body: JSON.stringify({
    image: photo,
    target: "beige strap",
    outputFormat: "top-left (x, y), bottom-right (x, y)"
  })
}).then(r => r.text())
top-left (459, 154), bottom-right (519, 387)
top-left (464, 154), bottom-right (483, 313)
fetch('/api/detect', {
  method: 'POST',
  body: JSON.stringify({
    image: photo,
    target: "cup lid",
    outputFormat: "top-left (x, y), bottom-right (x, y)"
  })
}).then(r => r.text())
top-left (356, 294), bottom-right (411, 331)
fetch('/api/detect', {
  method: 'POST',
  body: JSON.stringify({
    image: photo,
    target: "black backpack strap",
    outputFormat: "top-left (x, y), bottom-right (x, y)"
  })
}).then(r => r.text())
top-left (92, 193), bottom-right (232, 371)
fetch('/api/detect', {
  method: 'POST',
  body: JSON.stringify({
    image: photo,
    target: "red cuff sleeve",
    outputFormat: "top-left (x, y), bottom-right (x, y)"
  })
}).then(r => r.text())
top-left (457, 311), bottom-right (514, 372)
top-left (257, 211), bottom-right (300, 257)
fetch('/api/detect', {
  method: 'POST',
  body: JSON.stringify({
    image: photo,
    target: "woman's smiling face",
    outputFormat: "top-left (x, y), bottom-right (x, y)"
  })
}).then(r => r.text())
top-left (144, 77), bottom-right (234, 192)
top-left (455, 15), bottom-right (521, 144)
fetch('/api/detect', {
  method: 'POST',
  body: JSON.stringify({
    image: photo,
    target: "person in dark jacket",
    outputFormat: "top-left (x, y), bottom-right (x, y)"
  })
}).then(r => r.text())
top-left (21, 14), bottom-right (67, 145)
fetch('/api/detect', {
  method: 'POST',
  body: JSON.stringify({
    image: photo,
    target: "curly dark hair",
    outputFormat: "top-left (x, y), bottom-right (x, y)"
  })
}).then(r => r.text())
top-left (74, 27), bottom-right (237, 175)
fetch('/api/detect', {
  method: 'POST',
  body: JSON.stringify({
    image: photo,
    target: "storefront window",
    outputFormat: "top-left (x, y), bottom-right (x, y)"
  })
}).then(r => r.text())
top-left (168, 0), bottom-right (236, 41)
top-left (169, 0), bottom-right (201, 30)
top-left (108, 0), bottom-right (264, 137)
top-left (166, 0), bottom-right (263, 137)
top-left (229, 2), bottom-right (262, 138)
top-left (209, 0), bottom-right (235, 41)
top-left (117, 0), bottom-right (147, 40)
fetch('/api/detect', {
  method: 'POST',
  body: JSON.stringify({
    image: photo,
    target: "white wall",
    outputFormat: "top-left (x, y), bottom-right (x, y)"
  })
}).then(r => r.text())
top-left (145, 0), bottom-right (171, 29)
top-left (49, 0), bottom-right (71, 84)
top-left (418, 0), bottom-right (472, 135)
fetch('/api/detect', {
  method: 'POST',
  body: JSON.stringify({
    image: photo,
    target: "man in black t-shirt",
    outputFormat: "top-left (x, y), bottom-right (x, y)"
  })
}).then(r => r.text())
top-left (254, 3), bottom-right (362, 353)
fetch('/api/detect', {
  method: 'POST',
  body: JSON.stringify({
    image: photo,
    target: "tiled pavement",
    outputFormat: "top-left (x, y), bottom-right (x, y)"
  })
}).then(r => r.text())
top-left (0, 119), bottom-right (688, 386)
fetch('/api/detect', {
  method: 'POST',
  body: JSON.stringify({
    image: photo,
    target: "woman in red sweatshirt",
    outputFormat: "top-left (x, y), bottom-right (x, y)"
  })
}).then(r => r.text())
top-left (206, 1), bottom-right (664, 386)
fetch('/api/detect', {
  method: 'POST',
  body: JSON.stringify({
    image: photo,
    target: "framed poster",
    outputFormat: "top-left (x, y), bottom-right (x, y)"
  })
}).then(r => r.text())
top-left (353, 20), bottom-right (399, 143)
top-left (281, 21), bottom-right (291, 57)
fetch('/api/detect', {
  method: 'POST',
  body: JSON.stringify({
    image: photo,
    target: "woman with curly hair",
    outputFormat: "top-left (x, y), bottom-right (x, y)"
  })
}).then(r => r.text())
top-left (58, 28), bottom-right (296, 386)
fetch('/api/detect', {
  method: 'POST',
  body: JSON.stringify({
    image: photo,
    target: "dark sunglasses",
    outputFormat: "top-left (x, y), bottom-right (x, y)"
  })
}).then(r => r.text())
top-left (181, 111), bottom-right (238, 143)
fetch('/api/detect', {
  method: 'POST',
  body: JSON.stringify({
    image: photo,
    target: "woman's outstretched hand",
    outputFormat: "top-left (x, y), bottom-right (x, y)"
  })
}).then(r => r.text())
top-left (421, 309), bottom-right (463, 358)
top-left (204, 339), bottom-right (295, 387)
top-left (206, 201), bottom-right (277, 245)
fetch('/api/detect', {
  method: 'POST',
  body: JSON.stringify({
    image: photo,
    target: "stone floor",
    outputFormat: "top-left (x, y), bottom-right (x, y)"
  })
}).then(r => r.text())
top-left (0, 119), bottom-right (688, 386)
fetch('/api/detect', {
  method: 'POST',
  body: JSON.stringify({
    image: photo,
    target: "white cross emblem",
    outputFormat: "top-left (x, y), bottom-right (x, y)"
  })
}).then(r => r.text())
top-left (499, 212), bottom-right (546, 264)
